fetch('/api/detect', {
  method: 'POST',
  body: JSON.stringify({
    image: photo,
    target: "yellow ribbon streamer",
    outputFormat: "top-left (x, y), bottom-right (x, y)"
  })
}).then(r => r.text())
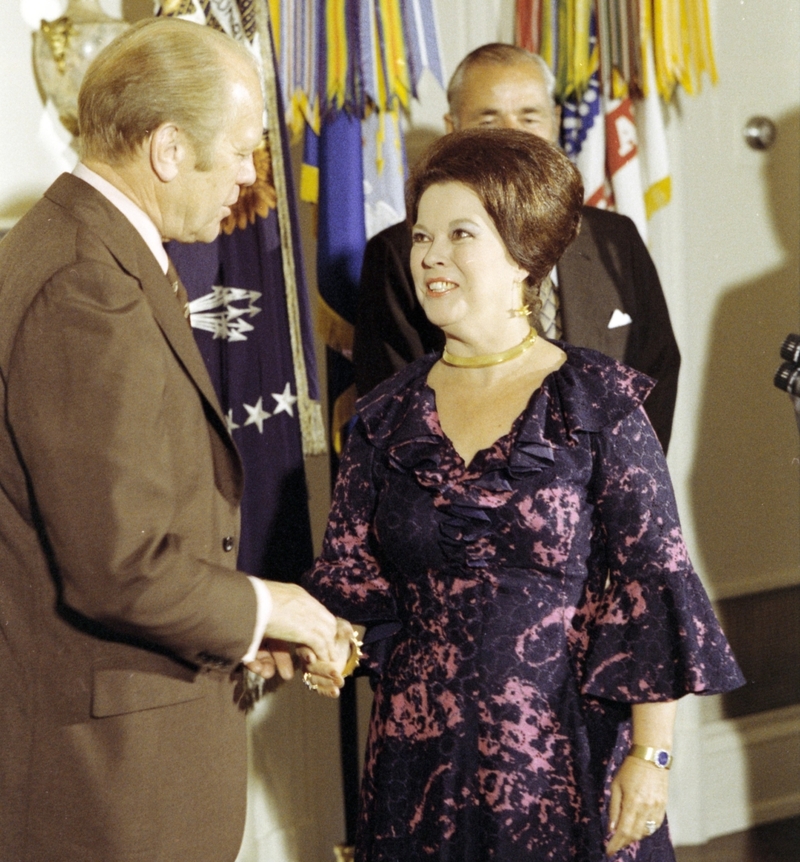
top-left (650, 0), bottom-right (716, 101)
top-left (268, 0), bottom-right (280, 50)
top-left (556, 1), bottom-right (573, 98)
top-left (540, 0), bottom-right (555, 69)
top-left (377, 0), bottom-right (411, 110)
top-left (572, 0), bottom-right (592, 96)
top-left (326, 0), bottom-right (348, 109)
top-left (639, 0), bottom-right (651, 98)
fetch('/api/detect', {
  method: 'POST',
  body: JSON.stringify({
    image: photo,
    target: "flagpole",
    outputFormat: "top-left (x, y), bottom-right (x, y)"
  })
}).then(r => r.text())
top-left (256, 0), bottom-right (326, 457)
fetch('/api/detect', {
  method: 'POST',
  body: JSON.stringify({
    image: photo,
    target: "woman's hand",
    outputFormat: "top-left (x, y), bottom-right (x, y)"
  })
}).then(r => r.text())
top-left (605, 755), bottom-right (669, 856)
top-left (606, 699), bottom-right (677, 856)
top-left (296, 617), bottom-right (359, 698)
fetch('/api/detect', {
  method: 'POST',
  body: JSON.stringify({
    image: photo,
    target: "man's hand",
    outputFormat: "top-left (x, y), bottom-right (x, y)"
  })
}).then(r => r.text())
top-left (244, 639), bottom-right (294, 680)
top-left (259, 581), bottom-right (341, 662)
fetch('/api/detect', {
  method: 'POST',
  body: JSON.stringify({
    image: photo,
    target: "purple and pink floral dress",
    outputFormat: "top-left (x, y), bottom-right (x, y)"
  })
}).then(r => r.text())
top-left (305, 345), bottom-right (744, 862)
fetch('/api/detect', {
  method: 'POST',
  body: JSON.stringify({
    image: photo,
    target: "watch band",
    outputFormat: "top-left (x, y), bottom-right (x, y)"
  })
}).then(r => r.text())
top-left (629, 744), bottom-right (673, 770)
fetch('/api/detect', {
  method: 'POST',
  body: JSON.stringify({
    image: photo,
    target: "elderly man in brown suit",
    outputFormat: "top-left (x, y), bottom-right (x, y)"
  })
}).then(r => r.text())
top-left (0, 18), bottom-right (346, 862)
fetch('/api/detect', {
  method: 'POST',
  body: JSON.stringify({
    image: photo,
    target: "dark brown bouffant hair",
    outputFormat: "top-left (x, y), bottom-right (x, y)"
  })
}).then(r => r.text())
top-left (406, 128), bottom-right (583, 296)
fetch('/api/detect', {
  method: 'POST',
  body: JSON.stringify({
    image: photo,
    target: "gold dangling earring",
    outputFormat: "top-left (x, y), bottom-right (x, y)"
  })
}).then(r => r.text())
top-left (512, 278), bottom-right (531, 317)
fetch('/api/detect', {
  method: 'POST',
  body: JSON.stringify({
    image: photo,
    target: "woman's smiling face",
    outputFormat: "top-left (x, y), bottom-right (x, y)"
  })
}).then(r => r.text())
top-left (410, 181), bottom-right (529, 337)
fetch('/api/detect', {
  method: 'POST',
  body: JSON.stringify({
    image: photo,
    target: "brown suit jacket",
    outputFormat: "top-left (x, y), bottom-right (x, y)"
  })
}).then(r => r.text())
top-left (0, 174), bottom-right (258, 861)
top-left (353, 207), bottom-right (681, 452)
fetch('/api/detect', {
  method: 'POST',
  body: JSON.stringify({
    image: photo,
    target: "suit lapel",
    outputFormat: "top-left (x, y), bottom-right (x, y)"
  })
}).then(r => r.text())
top-left (556, 209), bottom-right (629, 362)
top-left (139, 254), bottom-right (244, 502)
top-left (46, 176), bottom-right (242, 495)
top-left (135, 245), bottom-right (229, 432)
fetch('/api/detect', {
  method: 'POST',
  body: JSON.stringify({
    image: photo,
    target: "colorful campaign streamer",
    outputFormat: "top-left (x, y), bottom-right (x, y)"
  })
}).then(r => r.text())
top-left (281, 2), bottom-right (445, 456)
top-left (516, 0), bottom-right (718, 230)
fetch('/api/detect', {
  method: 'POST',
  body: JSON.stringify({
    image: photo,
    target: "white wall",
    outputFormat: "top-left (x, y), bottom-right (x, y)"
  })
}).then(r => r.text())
top-left (670, 3), bottom-right (800, 601)
top-left (649, 1), bottom-right (800, 844)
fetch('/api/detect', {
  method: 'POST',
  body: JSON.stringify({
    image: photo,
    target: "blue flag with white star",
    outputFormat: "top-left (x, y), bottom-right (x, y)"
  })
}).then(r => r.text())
top-left (161, 3), bottom-right (324, 584)
top-left (167, 194), bottom-right (317, 582)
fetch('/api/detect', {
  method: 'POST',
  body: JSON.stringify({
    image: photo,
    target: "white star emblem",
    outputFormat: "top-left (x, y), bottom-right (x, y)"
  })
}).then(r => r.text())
top-left (243, 397), bottom-right (271, 433)
top-left (225, 409), bottom-right (240, 433)
top-left (271, 382), bottom-right (298, 417)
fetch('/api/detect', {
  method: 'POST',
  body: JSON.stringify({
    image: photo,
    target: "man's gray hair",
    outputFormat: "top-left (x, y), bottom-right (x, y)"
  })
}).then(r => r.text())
top-left (447, 43), bottom-right (557, 119)
top-left (78, 17), bottom-right (259, 169)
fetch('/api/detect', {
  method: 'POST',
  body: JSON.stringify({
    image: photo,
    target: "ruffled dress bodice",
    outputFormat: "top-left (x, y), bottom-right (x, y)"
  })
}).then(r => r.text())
top-left (305, 345), bottom-right (744, 862)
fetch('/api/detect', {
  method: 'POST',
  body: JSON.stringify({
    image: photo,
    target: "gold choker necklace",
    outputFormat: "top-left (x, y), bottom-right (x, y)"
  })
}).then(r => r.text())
top-left (441, 329), bottom-right (538, 368)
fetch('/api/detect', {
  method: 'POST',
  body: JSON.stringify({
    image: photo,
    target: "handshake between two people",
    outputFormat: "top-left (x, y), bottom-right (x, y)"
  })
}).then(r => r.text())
top-left (243, 581), bottom-right (361, 698)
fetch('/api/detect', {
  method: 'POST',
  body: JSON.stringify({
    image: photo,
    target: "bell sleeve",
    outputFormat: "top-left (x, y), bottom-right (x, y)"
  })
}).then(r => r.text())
top-left (574, 406), bottom-right (745, 702)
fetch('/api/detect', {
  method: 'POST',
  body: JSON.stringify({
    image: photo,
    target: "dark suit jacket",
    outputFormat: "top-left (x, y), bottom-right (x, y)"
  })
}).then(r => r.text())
top-left (0, 175), bottom-right (258, 862)
top-left (353, 207), bottom-right (680, 451)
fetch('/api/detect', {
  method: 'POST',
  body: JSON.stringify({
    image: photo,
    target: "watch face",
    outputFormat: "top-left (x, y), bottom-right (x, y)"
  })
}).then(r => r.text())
top-left (655, 750), bottom-right (671, 767)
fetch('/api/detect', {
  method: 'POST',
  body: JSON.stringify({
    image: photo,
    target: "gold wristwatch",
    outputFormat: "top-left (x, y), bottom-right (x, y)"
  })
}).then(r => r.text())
top-left (629, 744), bottom-right (673, 770)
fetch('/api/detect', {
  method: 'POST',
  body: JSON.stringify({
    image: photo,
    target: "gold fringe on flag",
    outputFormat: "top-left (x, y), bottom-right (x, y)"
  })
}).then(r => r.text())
top-left (539, 0), bottom-right (556, 69)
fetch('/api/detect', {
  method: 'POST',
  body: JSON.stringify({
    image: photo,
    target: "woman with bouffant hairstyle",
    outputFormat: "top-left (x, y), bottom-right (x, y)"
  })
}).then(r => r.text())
top-left (302, 129), bottom-right (743, 862)
top-left (405, 127), bottom-right (583, 307)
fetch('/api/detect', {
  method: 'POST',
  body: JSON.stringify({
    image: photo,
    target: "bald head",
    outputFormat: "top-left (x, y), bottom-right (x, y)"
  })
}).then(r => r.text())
top-left (444, 43), bottom-right (560, 144)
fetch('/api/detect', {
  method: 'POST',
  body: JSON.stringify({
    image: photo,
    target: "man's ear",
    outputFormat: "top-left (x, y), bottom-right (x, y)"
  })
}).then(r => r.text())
top-left (149, 123), bottom-right (187, 182)
top-left (443, 113), bottom-right (456, 134)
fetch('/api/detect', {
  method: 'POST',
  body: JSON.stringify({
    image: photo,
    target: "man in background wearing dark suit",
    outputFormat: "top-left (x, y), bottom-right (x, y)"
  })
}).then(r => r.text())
top-left (354, 43), bottom-right (680, 452)
top-left (0, 19), bottom-right (344, 862)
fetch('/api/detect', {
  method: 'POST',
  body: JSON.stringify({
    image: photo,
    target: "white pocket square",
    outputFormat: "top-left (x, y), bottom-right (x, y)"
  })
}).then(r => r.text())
top-left (608, 309), bottom-right (633, 329)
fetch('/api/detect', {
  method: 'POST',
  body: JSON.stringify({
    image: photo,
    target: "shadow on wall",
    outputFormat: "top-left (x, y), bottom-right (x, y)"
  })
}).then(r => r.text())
top-left (689, 107), bottom-right (800, 716)
top-left (405, 127), bottom-right (444, 171)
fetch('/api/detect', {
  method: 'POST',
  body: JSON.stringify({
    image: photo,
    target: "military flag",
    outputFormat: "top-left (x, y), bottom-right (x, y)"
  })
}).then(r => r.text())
top-left (314, 109), bottom-right (366, 458)
top-left (604, 94), bottom-right (648, 240)
top-left (560, 8), bottom-right (609, 209)
top-left (516, 0), bottom-right (718, 233)
top-left (636, 2), bottom-right (673, 220)
top-left (274, 0), bottom-right (444, 455)
top-left (157, 0), bottom-right (325, 585)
